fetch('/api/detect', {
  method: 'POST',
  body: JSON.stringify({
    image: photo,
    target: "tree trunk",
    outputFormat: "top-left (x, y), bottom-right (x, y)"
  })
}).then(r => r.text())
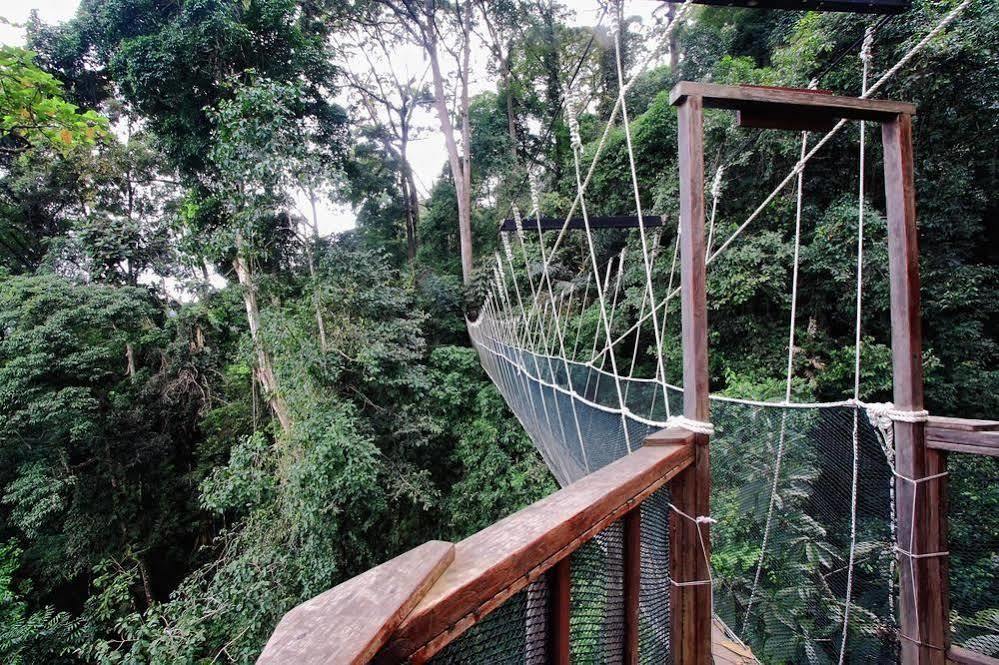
top-left (541, 1), bottom-right (564, 181)
top-left (400, 127), bottom-right (418, 264)
top-left (233, 233), bottom-right (292, 434)
top-left (425, 0), bottom-right (473, 284)
top-left (307, 191), bottom-right (329, 352)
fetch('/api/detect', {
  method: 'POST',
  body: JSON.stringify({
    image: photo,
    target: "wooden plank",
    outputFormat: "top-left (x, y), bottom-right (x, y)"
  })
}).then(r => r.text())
top-left (673, 91), bottom-right (713, 665)
top-left (257, 540), bottom-right (454, 665)
top-left (883, 113), bottom-right (948, 665)
top-left (927, 416), bottom-right (999, 432)
top-left (670, 81), bottom-right (916, 122)
top-left (926, 426), bottom-right (999, 457)
top-left (550, 558), bottom-right (571, 665)
top-left (499, 215), bottom-right (664, 233)
top-left (623, 508), bottom-right (641, 665)
top-left (375, 440), bottom-right (695, 663)
top-left (737, 108), bottom-right (837, 132)
top-left (711, 617), bottom-right (757, 664)
top-left (684, 0), bottom-right (910, 14)
top-left (948, 646), bottom-right (999, 665)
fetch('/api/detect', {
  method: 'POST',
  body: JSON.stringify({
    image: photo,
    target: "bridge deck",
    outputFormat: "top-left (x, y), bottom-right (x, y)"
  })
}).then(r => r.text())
top-left (712, 617), bottom-right (757, 664)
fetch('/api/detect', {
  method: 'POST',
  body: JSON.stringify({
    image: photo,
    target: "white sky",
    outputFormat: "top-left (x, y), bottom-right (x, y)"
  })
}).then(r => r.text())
top-left (2, 0), bottom-right (664, 236)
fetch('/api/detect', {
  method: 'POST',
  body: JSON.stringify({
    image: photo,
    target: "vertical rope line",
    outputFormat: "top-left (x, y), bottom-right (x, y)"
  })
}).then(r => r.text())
top-left (838, 26), bottom-right (874, 664)
top-left (573, 273), bottom-right (592, 360)
top-left (743, 131), bottom-right (809, 630)
top-left (611, 9), bottom-right (672, 417)
top-left (572, 136), bottom-right (634, 452)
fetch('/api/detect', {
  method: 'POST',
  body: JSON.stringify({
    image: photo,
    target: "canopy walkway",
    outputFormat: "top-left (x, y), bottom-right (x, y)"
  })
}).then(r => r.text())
top-left (257, 0), bottom-right (994, 662)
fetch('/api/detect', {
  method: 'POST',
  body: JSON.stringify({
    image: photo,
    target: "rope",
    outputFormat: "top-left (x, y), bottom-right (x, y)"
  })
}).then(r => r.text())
top-left (664, 415), bottom-right (714, 436)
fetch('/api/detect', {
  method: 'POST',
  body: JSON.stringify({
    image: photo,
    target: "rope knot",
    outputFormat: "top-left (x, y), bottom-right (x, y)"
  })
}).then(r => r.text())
top-left (529, 171), bottom-right (542, 215)
top-left (665, 415), bottom-right (715, 436)
top-left (860, 401), bottom-right (929, 424)
top-left (512, 204), bottom-right (524, 238)
top-left (710, 166), bottom-right (725, 200)
top-left (860, 26), bottom-right (875, 64)
top-left (501, 232), bottom-right (514, 262)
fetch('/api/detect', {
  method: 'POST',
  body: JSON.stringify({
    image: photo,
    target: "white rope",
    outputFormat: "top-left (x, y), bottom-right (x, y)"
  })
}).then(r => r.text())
top-left (858, 401), bottom-right (930, 423)
top-left (666, 503), bottom-right (716, 619)
top-left (743, 131), bottom-right (810, 630)
top-left (664, 415), bottom-right (714, 436)
top-left (612, 7), bottom-right (673, 418)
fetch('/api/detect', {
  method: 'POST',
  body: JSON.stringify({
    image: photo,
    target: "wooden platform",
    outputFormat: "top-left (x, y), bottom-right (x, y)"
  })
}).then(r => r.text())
top-left (712, 617), bottom-right (757, 664)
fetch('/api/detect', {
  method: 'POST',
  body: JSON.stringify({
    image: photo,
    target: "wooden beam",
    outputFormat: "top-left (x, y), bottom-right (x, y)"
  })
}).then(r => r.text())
top-left (670, 81), bottom-right (916, 124)
top-left (550, 558), bottom-right (571, 665)
top-left (947, 646), bottom-right (999, 665)
top-left (623, 508), bottom-right (641, 665)
top-left (926, 416), bottom-right (999, 457)
top-left (499, 215), bottom-right (664, 233)
top-left (672, 92), bottom-right (713, 665)
top-left (677, 0), bottom-right (910, 14)
top-left (375, 439), bottom-right (694, 663)
top-left (883, 113), bottom-right (948, 665)
top-left (257, 540), bottom-right (454, 665)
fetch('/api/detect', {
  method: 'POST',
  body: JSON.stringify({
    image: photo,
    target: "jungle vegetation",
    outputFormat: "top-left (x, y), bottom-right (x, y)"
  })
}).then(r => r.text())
top-left (0, 0), bottom-right (995, 662)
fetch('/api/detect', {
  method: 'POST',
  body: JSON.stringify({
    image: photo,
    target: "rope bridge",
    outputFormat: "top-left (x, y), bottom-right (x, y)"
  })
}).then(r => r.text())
top-left (465, 1), bottom-right (980, 662)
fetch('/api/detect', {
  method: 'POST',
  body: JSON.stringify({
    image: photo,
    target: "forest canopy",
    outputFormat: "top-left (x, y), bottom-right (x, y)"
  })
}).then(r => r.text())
top-left (0, 0), bottom-right (995, 663)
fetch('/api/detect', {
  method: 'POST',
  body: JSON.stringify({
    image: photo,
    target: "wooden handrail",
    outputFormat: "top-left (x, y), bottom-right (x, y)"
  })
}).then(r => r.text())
top-left (926, 416), bottom-right (999, 457)
top-left (376, 433), bottom-right (694, 663)
top-left (257, 432), bottom-right (693, 665)
top-left (947, 645), bottom-right (999, 665)
top-left (258, 540), bottom-right (454, 664)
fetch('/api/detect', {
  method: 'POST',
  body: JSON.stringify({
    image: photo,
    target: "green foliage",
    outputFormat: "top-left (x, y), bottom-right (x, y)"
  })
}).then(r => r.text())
top-left (0, 46), bottom-right (107, 154)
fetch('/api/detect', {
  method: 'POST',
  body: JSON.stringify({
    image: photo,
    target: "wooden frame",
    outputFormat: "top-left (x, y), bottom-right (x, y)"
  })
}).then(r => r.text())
top-left (667, 81), bottom-right (960, 665)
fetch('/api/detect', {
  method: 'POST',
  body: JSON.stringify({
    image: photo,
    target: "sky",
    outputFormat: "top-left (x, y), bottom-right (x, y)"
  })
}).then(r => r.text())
top-left (2, 0), bottom-right (664, 236)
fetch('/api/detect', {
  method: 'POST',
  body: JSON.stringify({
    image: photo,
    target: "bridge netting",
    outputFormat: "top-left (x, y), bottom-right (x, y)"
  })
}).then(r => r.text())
top-left (460, 0), bottom-right (984, 662)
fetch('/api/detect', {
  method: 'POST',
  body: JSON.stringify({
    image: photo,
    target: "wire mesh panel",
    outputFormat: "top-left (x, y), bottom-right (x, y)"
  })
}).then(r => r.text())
top-left (947, 452), bottom-right (998, 657)
top-left (569, 521), bottom-right (626, 663)
top-left (711, 402), bottom-right (900, 664)
top-left (639, 488), bottom-right (672, 664)
top-left (428, 577), bottom-right (549, 665)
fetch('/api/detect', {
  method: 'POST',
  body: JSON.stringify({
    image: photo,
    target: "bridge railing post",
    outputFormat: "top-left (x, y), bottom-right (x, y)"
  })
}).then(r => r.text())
top-left (671, 92), bottom-right (713, 665)
top-left (883, 112), bottom-right (949, 665)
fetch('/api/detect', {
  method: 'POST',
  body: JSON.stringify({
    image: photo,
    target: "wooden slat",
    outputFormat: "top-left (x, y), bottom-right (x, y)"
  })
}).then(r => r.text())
top-left (375, 439), bottom-right (695, 663)
top-left (883, 112), bottom-right (948, 665)
top-left (948, 646), bottom-right (999, 665)
top-left (927, 416), bottom-right (999, 432)
top-left (673, 91), bottom-right (713, 665)
top-left (257, 540), bottom-right (454, 665)
top-left (499, 215), bottom-right (664, 233)
top-left (623, 508), bottom-right (641, 665)
top-left (927, 416), bottom-right (999, 456)
top-left (711, 618), bottom-right (757, 664)
top-left (550, 558), bottom-right (571, 665)
top-left (670, 81), bottom-right (916, 122)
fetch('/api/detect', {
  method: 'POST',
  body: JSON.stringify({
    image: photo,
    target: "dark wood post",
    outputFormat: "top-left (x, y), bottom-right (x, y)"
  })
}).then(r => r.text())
top-left (624, 509), bottom-right (641, 664)
top-left (882, 113), bottom-right (949, 665)
top-left (670, 93), bottom-right (713, 665)
top-left (550, 557), bottom-right (571, 665)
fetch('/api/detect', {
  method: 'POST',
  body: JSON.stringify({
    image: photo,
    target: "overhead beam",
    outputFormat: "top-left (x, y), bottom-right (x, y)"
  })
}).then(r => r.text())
top-left (670, 81), bottom-right (916, 125)
top-left (665, 0), bottom-right (909, 14)
top-left (499, 215), bottom-right (665, 233)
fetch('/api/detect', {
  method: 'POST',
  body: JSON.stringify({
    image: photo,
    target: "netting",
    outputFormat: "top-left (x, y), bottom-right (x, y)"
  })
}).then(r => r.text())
top-left (471, 321), bottom-right (906, 662)
top-left (947, 453), bottom-right (999, 658)
top-left (429, 490), bottom-right (673, 664)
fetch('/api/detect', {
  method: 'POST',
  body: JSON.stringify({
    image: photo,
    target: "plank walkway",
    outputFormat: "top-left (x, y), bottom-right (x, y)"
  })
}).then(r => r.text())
top-left (712, 617), bottom-right (758, 664)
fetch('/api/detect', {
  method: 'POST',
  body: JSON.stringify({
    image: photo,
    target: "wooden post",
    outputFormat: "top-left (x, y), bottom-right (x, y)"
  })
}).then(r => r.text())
top-left (624, 509), bottom-right (641, 665)
top-left (550, 558), bottom-right (571, 665)
top-left (882, 113), bottom-right (948, 665)
top-left (670, 93), bottom-right (713, 665)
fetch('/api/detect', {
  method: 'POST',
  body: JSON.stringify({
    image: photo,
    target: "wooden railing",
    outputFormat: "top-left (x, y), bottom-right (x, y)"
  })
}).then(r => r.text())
top-left (258, 430), bottom-right (695, 664)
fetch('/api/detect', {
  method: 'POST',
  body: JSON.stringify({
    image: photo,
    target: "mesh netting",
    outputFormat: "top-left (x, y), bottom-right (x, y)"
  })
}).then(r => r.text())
top-left (432, 494), bottom-right (673, 664)
top-left (428, 577), bottom-right (549, 665)
top-left (570, 521), bottom-right (626, 663)
top-left (947, 453), bottom-right (999, 658)
top-left (640, 489), bottom-right (672, 664)
top-left (470, 324), bottom-right (906, 663)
